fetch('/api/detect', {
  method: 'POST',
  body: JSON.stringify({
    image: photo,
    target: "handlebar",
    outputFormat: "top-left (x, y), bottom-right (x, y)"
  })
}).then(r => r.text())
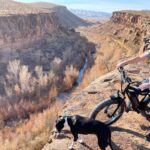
top-left (118, 67), bottom-right (132, 83)
top-left (118, 67), bottom-right (149, 95)
top-left (118, 67), bottom-right (141, 93)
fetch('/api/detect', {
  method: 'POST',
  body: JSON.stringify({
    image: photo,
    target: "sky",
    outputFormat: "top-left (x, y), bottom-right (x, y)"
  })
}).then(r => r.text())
top-left (16, 0), bottom-right (150, 13)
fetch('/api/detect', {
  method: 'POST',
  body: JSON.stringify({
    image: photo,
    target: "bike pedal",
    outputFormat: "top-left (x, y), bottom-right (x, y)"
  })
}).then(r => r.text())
top-left (126, 107), bottom-right (133, 112)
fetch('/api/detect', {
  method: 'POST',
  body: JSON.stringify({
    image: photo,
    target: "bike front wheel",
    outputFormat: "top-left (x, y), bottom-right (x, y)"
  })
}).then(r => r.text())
top-left (90, 98), bottom-right (124, 125)
top-left (141, 96), bottom-right (150, 119)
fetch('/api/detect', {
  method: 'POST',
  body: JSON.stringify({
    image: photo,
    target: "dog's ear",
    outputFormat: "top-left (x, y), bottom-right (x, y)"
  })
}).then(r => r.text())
top-left (56, 116), bottom-right (65, 122)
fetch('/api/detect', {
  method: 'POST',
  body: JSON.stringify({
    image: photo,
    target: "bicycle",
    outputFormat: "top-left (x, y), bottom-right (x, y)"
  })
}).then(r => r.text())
top-left (90, 67), bottom-right (150, 125)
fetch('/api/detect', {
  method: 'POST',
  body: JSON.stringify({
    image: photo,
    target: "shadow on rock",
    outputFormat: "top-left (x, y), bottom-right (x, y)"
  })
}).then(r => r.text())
top-left (132, 143), bottom-right (150, 150)
top-left (111, 141), bottom-right (122, 150)
top-left (111, 126), bottom-right (145, 139)
top-left (80, 142), bottom-right (94, 150)
top-left (56, 133), bottom-right (71, 140)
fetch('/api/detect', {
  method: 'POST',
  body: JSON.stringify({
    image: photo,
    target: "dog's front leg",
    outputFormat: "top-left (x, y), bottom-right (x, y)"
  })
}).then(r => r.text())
top-left (53, 128), bottom-right (60, 139)
top-left (68, 133), bottom-right (78, 150)
top-left (78, 135), bottom-right (84, 144)
top-left (68, 141), bottom-right (74, 150)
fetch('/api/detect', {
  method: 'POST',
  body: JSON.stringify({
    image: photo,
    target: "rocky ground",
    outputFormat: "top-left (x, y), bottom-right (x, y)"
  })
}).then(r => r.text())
top-left (42, 63), bottom-right (150, 150)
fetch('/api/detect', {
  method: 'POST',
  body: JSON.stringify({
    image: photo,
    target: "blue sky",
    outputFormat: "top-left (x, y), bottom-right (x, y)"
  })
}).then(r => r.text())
top-left (16, 0), bottom-right (150, 12)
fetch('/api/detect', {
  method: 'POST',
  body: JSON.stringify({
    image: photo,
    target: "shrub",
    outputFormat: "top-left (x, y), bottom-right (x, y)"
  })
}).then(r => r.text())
top-left (0, 101), bottom-right (63, 150)
top-left (63, 65), bottom-right (79, 89)
top-left (5, 60), bottom-right (57, 100)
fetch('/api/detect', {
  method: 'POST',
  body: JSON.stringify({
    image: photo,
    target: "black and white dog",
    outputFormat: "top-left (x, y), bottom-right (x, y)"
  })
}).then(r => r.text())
top-left (54, 115), bottom-right (113, 150)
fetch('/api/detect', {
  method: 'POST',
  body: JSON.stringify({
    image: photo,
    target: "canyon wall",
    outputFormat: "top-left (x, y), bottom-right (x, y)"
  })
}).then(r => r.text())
top-left (111, 11), bottom-right (150, 34)
top-left (111, 11), bottom-right (142, 27)
top-left (0, 12), bottom-right (59, 49)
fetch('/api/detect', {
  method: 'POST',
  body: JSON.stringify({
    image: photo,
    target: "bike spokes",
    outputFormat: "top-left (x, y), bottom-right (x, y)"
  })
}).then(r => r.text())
top-left (105, 104), bottom-right (121, 118)
top-left (97, 103), bottom-right (120, 123)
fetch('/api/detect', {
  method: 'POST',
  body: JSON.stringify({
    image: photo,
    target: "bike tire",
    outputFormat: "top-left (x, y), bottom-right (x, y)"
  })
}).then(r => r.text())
top-left (90, 98), bottom-right (124, 125)
top-left (141, 96), bottom-right (150, 119)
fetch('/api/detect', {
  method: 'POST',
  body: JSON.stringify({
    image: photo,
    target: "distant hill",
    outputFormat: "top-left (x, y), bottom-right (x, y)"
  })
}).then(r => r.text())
top-left (70, 9), bottom-right (111, 20)
top-left (0, 0), bottom-right (46, 16)
top-left (29, 2), bottom-right (89, 28)
top-left (142, 10), bottom-right (150, 12)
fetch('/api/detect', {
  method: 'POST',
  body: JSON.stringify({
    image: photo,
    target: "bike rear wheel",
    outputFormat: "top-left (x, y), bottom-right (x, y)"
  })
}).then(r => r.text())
top-left (90, 98), bottom-right (124, 125)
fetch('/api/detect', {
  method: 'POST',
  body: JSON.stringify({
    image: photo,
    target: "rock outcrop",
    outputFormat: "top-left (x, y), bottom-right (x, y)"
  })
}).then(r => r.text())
top-left (111, 11), bottom-right (150, 34)
top-left (42, 63), bottom-right (150, 150)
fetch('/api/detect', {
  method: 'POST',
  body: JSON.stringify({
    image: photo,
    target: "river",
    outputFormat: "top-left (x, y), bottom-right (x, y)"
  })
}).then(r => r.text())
top-left (57, 57), bottom-right (88, 100)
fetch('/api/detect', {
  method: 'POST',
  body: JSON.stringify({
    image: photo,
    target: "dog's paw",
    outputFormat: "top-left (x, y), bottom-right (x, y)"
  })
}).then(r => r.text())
top-left (78, 139), bottom-right (84, 144)
top-left (53, 132), bottom-right (60, 139)
top-left (68, 146), bottom-right (73, 150)
top-left (48, 138), bottom-right (52, 143)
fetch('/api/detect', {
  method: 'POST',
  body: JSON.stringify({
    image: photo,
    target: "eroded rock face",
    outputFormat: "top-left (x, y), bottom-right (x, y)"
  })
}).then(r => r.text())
top-left (110, 11), bottom-right (150, 47)
top-left (0, 12), bottom-right (59, 49)
top-left (111, 11), bottom-right (141, 27)
top-left (111, 11), bottom-right (150, 30)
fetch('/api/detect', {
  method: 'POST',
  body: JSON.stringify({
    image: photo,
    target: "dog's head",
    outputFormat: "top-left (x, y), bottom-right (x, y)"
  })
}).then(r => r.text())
top-left (55, 116), bottom-right (66, 133)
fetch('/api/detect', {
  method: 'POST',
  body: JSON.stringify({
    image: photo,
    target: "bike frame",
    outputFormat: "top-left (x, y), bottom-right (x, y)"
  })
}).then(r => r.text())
top-left (118, 67), bottom-right (150, 113)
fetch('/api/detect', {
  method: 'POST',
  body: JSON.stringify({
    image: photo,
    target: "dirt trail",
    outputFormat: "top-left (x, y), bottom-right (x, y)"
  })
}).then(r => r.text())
top-left (42, 64), bottom-right (150, 150)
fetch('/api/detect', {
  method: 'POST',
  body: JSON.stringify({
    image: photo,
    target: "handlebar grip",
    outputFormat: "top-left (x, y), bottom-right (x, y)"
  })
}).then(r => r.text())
top-left (118, 67), bottom-right (124, 72)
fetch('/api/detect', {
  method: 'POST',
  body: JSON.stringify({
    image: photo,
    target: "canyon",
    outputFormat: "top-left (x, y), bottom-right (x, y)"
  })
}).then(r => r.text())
top-left (0, 0), bottom-right (94, 98)
top-left (0, 1), bottom-right (149, 150)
